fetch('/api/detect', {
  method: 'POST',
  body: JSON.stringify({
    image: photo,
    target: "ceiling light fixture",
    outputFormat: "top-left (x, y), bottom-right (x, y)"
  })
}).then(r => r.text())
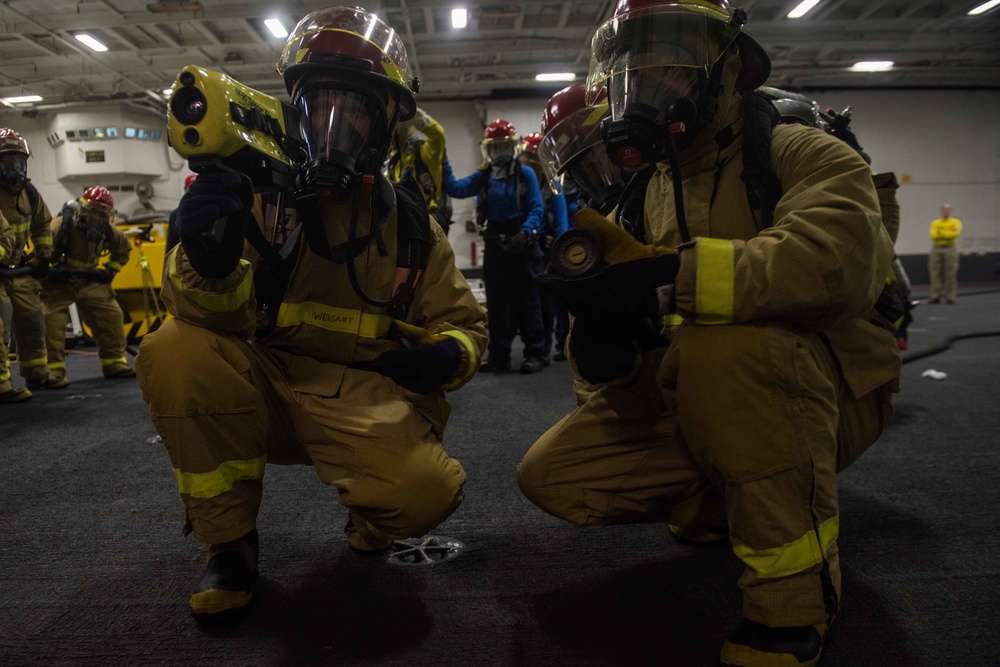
top-left (264, 18), bottom-right (288, 38)
top-left (535, 73), bottom-right (576, 82)
top-left (452, 8), bottom-right (468, 29)
top-left (968, 0), bottom-right (1000, 15)
top-left (787, 0), bottom-right (822, 19)
top-left (850, 60), bottom-right (894, 72)
top-left (1, 95), bottom-right (43, 106)
top-left (75, 34), bottom-right (109, 52)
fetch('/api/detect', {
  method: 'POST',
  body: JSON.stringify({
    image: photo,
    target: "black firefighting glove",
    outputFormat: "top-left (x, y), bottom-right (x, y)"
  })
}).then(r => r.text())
top-left (506, 230), bottom-right (533, 255)
top-left (177, 171), bottom-right (252, 279)
top-left (536, 209), bottom-right (679, 322)
top-left (28, 257), bottom-right (49, 278)
top-left (568, 317), bottom-right (641, 385)
top-left (354, 321), bottom-right (463, 394)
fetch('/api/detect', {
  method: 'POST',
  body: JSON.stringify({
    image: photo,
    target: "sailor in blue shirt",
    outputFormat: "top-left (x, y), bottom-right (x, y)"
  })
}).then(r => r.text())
top-left (443, 119), bottom-right (546, 374)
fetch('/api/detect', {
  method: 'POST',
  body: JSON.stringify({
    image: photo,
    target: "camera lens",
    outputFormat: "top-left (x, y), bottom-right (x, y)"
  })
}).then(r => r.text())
top-left (183, 128), bottom-right (201, 146)
top-left (185, 98), bottom-right (204, 118)
top-left (170, 88), bottom-right (207, 126)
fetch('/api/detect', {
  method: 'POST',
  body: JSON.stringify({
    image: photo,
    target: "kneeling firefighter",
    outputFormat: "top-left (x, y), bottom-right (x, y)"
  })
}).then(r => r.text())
top-left (518, 0), bottom-right (900, 664)
top-left (135, 6), bottom-right (486, 623)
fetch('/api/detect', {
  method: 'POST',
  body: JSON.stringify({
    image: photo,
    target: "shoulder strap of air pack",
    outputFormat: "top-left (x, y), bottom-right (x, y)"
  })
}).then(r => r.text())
top-left (740, 91), bottom-right (783, 231)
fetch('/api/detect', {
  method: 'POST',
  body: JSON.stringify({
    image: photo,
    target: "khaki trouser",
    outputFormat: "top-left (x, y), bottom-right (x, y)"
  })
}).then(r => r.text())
top-left (0, 275), bottom-right (50, 383)
top-left (42, 279), bottom-right (129, 379)
top-left (135, 319), bottom-right (467, 547)
top-left (518, 322), bottom-right (896, 627)
top-left (0, 299), bottom-right (11, 392)
top-left (929, 244), bottom-right (959, 301)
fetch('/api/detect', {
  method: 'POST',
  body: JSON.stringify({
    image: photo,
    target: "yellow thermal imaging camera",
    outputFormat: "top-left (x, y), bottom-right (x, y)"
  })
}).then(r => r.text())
top-left (166, 65), bottom-right (305, 191)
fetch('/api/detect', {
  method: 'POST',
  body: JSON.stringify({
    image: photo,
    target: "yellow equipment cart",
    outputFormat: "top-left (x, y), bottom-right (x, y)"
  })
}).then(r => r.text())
top-left (104, 212), bottom-right (171, 343)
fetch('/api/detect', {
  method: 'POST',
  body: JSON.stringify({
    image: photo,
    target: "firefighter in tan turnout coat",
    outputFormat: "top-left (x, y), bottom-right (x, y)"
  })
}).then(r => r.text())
top-left (518, 0), bottom-right (901, 665)
top-left (136, 7), bottom-right (486, 623)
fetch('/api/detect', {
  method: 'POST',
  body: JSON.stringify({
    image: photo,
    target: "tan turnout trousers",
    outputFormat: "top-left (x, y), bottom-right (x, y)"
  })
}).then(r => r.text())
top-left (518, 321), bottom-right (896, 627)
top-left (136, 318), bottom-right (467, 548)
top-left (0, 275), bottom-right (50, 383)
top-left (42, 279), bottom-right (130, 378)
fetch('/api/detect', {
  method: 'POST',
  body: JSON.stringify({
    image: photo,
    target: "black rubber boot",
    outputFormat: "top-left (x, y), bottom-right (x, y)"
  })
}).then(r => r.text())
top-left (519, 356), bottom-right (544, 374)
top-left (720, 618), bottom-right (827, 666)
top-left (0, 387), bottom-right (32, 402)
top-left (189, 528), bottom-right (258, 623)
top-left (480, 356), bottom-right (512, 374)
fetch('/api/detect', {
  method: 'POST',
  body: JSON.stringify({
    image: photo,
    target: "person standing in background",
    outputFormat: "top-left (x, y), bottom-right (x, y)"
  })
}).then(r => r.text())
top-left (519, 131), bottom-right (568, 364)
top-left (387, 107), bottom-right (451, 235)
top-left (928, 203), bottom-right (961, 304)
top-left (0, 128), bottom-right (55, 399)
top-left (41, 186), bottom-right (135, 387)
top-left (443, 120), bottom-right (547, 375)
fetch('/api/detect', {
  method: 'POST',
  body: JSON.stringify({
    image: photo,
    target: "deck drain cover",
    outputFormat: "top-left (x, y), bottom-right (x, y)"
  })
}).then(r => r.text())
top-left (385, 535), bottom-right (464, 565)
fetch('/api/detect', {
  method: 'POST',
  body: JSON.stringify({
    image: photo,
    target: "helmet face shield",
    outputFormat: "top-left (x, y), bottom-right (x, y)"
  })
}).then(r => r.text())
top-left (587, 3), bottom-right (741, 106)
top-left (0, 152), bottom-right (28, 190)
top-left (564, 148), bottom-right (624, 210)
top-left (277, 7), bottom-right (416, 120)
top-left (538, 103), bottom-right (608, 183)
top-left (609, 65), bottom-right (701, 125)
top-left (482, 138), bottom-right (518, 164)
top-left (78, 205), bottom-right (110, 240)
top-left (295, 82), bottom-right (394, 168)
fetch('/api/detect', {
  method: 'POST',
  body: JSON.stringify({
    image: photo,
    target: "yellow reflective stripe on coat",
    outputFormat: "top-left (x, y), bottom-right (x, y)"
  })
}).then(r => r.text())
top-left (67, 257), bottom-right (98, 268)
top-left (0, 369), bottom-right (9, 382)
top-left (694, 238), bottom-right (735, 325)
top-left (11, 222), bottom-right (29, 234)
top-left (276, 301), bottom-right (392, 338)
top-left (0, 247), bottom-right (6, 261)
top-left (174, 456), bottom-right (267, 499)
top-left (104, 261), bottom-right (122, 271)
top-left (168, 254), bottom-right (253, 313)
top-left (440, 329), bottom-right (480, 390)
top-left (49, 361), bottom-right (66, 370)
top-left (732, 515), bottom-right (839, 579)
top-left (34, 236), bottom-right (53, 246)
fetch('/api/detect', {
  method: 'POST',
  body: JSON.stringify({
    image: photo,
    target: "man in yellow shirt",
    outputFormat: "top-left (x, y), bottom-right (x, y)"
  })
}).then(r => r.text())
top-left (928, 203), bottom-right (962, 303)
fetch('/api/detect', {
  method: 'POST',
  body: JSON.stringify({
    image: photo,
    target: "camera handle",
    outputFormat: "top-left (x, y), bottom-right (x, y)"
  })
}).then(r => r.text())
top-left (187, 157), bottom-right (254, 251)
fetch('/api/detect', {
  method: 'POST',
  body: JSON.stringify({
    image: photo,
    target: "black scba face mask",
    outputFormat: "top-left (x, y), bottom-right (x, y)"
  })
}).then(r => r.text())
top-left (0, 153), bottom-right (28, 190)
top-left (294, 82), bottom-right (395, 199)
top-left (77, 206), bottom-right (110, 242)
top-left (601, 66), bottom-right (705, 171)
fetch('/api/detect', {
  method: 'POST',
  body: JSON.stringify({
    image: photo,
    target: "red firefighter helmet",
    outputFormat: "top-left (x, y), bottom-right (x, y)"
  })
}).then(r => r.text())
top-left (80, 186), bottom-right (114, 214)
top-left (483, 119), bottom-right (518, 142)
top-left (0, 128), bottom-right (30, 156)
top-left (587, 0), bottom-right (770, 103)
top-left (537, 83), bottom-right (623, 209)
top-left (538, 83), bottom-right (610, 181)
top-left (76, 186), bottom-right (114, 239)
top-left (482, 119), bottom-right (519, 162)
top-left (521, 132), bottom-right (543, 155)
top-left (276, 7), bottom-right (417, 120)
